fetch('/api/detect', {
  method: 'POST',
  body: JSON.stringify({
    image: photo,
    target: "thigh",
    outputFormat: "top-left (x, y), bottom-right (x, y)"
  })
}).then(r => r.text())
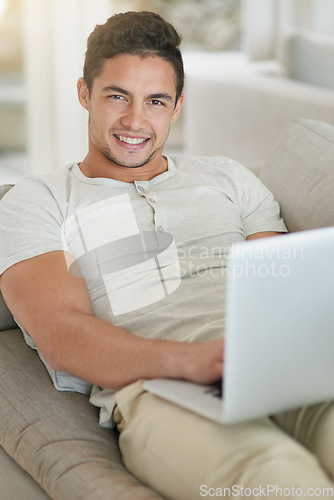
top-left (272, 401), bottom-right (334, 480)
top-left (115, 387), bottom-right (334, 500)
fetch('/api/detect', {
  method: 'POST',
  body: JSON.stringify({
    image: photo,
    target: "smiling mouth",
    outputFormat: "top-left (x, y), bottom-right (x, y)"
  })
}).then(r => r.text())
top-left (115, 135), bottom-right (150, 145)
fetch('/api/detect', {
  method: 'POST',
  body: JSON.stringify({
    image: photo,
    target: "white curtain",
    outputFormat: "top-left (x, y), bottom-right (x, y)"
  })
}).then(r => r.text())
top-left (22, 0), bottom-right (112, 174)
top-left (241, 0), bottom-right (278, 60)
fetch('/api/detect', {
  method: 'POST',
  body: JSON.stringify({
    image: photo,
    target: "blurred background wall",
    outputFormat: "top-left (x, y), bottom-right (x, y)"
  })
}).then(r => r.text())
top-left (0, 0), bottom-right (334, 181)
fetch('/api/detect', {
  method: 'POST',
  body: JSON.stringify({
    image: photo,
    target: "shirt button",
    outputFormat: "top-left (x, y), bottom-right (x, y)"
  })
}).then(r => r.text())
top-left (137, 185), bottom-right (144, 192)
top-left (157, 226), bottom-right (164, 232)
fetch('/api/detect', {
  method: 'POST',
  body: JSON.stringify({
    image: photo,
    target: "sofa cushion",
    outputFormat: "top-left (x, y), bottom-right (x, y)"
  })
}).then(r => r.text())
top-left (281, 30), bottom-right (334, 89)
top-left (259, 118), bottom-right (334, 232)
top-left (0, 184), bottom-right (16, 331)
top-left (0, 329), bottom-right (163, 500)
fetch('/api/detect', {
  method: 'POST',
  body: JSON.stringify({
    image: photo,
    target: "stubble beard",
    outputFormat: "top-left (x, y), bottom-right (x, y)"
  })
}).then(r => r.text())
top-left (100, 143), bottom-right (162, 169)
top-left (90, 119), bottom-right (169, 169)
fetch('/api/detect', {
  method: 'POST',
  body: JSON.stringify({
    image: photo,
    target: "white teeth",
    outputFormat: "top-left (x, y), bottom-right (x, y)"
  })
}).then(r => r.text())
top-left (119, 136), bottom-right (147, 145)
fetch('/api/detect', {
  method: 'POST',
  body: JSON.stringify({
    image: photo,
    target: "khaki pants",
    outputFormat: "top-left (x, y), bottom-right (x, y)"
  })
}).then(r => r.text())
top-left (112, 381), bottom-right (334, 499)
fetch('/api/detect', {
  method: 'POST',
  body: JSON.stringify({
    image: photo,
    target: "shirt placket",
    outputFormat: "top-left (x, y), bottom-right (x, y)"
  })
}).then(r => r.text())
top-left (134, 182), bottom-right (166, 233)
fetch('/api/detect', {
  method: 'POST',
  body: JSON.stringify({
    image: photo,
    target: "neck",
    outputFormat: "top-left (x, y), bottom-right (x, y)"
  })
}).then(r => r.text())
top-left (79, 151), bottom-right (168, 183)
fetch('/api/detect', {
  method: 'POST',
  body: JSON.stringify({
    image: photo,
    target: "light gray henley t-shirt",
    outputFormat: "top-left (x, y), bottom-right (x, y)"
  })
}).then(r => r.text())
top-left (0, 155), bottom-right (287, 394)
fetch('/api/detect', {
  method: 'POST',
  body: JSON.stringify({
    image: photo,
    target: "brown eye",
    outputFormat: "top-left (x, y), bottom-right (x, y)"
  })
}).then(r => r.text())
top-left (150, 100), bottom-right (164, 106)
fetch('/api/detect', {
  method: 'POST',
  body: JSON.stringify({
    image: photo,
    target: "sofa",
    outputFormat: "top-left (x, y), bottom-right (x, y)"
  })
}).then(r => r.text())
top-left (183, 30), bottom-right (334, 169)
top-left (1, 117), bottom-right (334, 499)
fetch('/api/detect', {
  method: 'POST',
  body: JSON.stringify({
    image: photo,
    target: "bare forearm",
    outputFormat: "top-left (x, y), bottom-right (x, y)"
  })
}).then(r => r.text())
top-left (1, 252), bottom-right (223, 390)
top-left (50, 312), bottom-right (183, 389)
top-left (42, 311), bottom-right (223, 390)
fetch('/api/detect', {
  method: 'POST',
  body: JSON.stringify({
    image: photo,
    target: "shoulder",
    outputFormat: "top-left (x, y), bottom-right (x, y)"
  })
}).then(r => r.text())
top-left (1, 164), bottom-right (74, 206)
top-left (169, 154), bottom-right (252, 175)
top-left (168, 154), bottom-right (260, 186)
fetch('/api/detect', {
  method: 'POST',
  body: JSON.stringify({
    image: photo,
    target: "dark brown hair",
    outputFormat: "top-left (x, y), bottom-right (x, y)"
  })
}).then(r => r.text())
top-left (83, 11), bottom-right (184, 103)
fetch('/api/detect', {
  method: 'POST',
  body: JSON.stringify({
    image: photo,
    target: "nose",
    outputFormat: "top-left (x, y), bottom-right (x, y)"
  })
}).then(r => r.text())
top-left (120, 102), bottom-right (148, 130)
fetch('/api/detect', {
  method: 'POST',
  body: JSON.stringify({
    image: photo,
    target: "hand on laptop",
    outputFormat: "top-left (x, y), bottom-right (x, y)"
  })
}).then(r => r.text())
top-left (179, 338), bottom-right (224, 385)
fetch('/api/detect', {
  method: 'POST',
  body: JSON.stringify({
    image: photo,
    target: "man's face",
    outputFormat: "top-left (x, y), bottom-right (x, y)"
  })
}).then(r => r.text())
top-left (79, 54), bottom-right (183, 176)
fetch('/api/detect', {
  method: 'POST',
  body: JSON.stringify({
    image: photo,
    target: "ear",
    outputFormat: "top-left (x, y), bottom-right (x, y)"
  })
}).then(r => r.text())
top-left (77, 78), bottom-right (90, 111)
top-left (171, 92), bottom-right (184, 123)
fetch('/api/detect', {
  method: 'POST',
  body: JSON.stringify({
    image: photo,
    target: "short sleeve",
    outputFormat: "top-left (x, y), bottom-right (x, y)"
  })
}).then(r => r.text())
top-left (230, 162), bottom-right (287, 237)
top-left (0, 177), bottom-right (66, 275)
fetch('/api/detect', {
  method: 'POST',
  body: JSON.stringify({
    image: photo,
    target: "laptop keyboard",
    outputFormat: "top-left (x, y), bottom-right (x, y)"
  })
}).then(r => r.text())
top-left (204, 380), bottom-right (223, 399)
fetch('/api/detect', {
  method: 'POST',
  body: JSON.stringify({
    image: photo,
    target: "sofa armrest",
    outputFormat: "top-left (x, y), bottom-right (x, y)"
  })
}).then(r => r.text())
top-left (184, 72), bottom-right (334, 168)
top-left (0, 446), bottom-right (50, 499)
top-left (0, 329), bottom-right (163, 500)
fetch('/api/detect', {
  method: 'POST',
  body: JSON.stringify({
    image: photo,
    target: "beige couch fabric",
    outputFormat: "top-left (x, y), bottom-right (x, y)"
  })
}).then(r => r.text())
top-left (259, 118), bottom-right (334, 232)
top-left (0, 185), bottom-right (16, 331)
top-left (0, 446), bottom-right (50, 500)
top-left (0, 330), bottom-right (164, 500)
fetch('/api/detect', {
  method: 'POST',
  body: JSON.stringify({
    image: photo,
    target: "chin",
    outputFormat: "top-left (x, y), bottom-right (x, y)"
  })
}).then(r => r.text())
top-left (108, 152), bottom-right (157, 169)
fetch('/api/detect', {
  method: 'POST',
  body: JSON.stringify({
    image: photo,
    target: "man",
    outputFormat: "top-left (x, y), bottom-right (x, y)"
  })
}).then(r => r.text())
top-left (0, 11), bottom-right (333, 499)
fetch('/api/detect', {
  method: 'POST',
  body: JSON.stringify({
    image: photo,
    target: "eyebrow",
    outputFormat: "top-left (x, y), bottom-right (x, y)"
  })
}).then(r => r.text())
top-left (102, 86), bottom-right (129, 95)
top-left (102, 86), bottom-right (173, 102)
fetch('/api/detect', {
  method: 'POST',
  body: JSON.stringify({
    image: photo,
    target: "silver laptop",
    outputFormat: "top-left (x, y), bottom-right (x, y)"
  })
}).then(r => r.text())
top-left (143, 226), bottom-right (334, 424)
